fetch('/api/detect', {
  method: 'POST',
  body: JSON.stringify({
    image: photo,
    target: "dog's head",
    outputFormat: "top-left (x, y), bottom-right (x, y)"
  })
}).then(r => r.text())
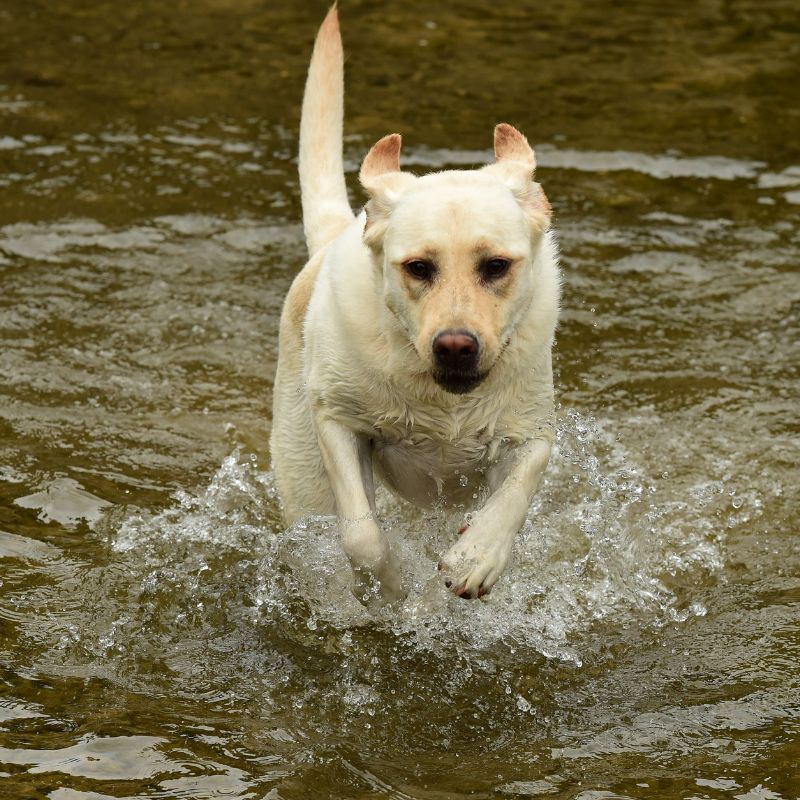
top-left (360, 125), bottom-right (551, 394)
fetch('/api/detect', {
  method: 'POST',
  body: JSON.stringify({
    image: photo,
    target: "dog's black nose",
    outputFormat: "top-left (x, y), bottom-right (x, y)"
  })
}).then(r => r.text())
top-left (432, 329), bottom-right (480, 371)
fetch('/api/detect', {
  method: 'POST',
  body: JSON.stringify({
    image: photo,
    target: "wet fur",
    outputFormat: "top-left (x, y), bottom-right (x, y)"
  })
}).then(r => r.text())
top-left (270, 8), bottom-right (560, 604)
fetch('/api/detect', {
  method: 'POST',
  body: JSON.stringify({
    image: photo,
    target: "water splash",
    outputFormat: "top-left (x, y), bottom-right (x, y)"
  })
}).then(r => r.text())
top-left (108, 409), bottom-right (723, 674)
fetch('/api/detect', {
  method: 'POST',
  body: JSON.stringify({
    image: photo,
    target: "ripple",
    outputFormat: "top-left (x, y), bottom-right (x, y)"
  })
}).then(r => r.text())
top-left (399, 144), bottom-right (766, 181)
top-left (14, 478), bottom-right (112, 529)
top-left (0, 735), bottom-right (172, 780)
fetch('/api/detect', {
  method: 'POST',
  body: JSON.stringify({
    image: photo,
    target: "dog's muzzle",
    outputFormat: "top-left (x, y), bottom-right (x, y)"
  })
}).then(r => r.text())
top-left (431, 329), bottom-right (485, 394)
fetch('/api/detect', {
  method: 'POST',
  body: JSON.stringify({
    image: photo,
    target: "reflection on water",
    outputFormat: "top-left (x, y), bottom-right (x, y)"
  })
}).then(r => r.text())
top-left (1, 0), bottom-right (799, 798)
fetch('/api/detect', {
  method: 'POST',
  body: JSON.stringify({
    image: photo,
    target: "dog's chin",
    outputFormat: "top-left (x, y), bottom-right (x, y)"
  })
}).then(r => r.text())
top-left (432, 369), bottom-right (487, 395)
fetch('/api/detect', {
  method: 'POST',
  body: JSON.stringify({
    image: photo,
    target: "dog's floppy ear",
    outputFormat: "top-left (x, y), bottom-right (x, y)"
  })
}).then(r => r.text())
top-left (485, 123), bottom-right (551, 231)
top-left (360, 134), bottom-right (416, 250)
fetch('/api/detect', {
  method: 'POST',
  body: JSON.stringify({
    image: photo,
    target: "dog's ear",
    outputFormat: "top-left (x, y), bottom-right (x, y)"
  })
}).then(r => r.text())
top-left (485, 123), bottom-right (551, 231)
top-left (360, 133), bottom-right (403, 188)
top-left (360, 134), bottom-right (416, 251)
top-left (494, 122), bottom-right (537, 172)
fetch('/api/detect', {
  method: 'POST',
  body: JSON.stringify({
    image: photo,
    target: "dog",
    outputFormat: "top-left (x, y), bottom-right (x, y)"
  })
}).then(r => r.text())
top-left (270, 7), bottom-right (560, 605)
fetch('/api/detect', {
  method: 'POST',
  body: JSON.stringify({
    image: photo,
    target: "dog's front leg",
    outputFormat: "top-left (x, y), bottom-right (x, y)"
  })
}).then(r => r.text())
top-left (439, 437), bottom-right (552, 599)
top-left (313, 415), bottom-right (405, 605)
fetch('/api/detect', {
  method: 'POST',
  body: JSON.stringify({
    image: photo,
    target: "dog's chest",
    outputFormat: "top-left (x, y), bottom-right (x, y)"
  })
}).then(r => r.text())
top-left (322, 374), bottom-right (539, 507)
top-left (372, 434), bottom-right (495, 507)
top-left (367, 401), bottom-right (507, 507)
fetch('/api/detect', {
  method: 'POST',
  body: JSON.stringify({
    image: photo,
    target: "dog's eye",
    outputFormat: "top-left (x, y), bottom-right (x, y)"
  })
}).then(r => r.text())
top-left (404, 260), bottom-right (435, 281)
top-left (480, 257), bottom-right (512, 280)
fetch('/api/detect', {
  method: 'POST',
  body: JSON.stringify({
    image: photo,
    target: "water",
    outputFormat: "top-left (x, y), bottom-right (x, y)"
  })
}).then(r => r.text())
top-left (1, 1), bottom-right (799, 798)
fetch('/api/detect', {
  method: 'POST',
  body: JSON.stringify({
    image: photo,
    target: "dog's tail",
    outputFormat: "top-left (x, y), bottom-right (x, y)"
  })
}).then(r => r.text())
top-left (299, 5), bottom-right (354, 257)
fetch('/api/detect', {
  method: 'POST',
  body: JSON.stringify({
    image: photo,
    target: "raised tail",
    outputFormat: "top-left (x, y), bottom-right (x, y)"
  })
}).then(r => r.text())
top-left (299, 6), bottom-right (355, 257)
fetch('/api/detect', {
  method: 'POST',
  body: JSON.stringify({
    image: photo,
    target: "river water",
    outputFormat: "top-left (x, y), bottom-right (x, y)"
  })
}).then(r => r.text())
top-left (1, 1), bottom-right (798, 798)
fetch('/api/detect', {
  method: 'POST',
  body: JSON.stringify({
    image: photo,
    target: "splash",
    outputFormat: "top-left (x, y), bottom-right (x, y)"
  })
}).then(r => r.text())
top-left (111, 410), bottom-right (723, 670)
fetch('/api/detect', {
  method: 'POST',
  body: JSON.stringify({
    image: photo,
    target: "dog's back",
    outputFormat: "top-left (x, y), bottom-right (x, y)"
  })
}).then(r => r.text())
top-left (270, 8), bottom-right (356, 522)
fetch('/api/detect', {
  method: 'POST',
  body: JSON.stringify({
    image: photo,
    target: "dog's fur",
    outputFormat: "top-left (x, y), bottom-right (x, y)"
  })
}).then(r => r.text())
top-left (270, 7), bottom-right (560, 604)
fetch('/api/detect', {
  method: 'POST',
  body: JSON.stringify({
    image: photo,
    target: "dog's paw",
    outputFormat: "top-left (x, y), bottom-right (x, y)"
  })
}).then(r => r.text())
top-left (342, 520), bottom-right (406, 608)
top-left (350, 553), bottom-right (406, 609)
top-left (438, 523), bottom-right (513, 600)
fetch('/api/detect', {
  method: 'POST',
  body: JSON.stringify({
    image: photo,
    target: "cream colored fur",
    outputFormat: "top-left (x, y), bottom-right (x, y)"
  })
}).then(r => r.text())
top-left (270, 7), bottom-right (560, 605)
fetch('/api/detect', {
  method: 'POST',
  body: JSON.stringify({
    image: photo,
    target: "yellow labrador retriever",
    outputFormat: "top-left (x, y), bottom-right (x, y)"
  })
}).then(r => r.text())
top-left (270, 8), bottom-right (560, 605)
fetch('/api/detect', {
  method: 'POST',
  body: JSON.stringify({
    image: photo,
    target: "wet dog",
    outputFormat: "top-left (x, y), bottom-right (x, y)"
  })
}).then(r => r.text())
top-left (270, 8), bottom-right (560, 605)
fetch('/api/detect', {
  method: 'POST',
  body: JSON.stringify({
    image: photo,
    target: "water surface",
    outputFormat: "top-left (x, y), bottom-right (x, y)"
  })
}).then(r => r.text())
top-left (1, 1), bottom-right (799, 798)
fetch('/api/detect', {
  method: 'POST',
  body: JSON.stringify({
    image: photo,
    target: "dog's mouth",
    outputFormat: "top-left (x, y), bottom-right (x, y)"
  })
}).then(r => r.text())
top-left (432, 369), bottom-right (487, 395)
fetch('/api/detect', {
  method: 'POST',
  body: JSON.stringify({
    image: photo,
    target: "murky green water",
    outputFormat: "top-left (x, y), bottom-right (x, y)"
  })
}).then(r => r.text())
top-left (1, 1), bottom-right (799, 798)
